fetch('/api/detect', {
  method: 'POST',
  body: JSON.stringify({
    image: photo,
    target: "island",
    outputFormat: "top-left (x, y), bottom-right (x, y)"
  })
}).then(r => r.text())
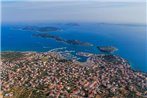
top-left (21, 26), bottom-right (61, 32)
top-left (97, 46), bottom-right (118, 53)
top-left (66, 40), bottom-right (93, 46)
top-left (1, 51), bottom-right (146, 98)
top-left (33, 33), bottom-right (93, 46)
top-left (33, 33), bottom-right (65, 42)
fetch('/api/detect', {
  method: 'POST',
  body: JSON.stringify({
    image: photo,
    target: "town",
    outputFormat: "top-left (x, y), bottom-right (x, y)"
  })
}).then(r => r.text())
top-left (1, 51), bottom-right (147, 98)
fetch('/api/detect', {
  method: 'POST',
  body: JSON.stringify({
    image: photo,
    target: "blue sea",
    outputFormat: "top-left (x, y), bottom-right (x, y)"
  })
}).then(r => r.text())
top-left (1, 23), bottom-right (147, 72)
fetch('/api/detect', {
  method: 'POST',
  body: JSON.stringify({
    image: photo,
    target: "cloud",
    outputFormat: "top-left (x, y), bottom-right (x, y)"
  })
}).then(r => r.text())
top-left (1, 1), bottom-right (146, 24)
top-left (26, 0), bottom-right (145, 2)
top-left (2, 0), bottom-right (146, 3)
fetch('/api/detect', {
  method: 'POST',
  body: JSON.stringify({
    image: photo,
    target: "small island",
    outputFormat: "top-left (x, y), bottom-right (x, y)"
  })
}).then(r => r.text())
top-left (97, 46), bottom-right (118, 53)
top-left (21, 26), bottom-right (61, 32)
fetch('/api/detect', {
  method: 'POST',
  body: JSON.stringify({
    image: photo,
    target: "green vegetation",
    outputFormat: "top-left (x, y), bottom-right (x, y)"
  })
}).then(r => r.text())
top-left (4, 87), bottom-right (46, 98)
top-left (1, 52), bottom-right (25, 61)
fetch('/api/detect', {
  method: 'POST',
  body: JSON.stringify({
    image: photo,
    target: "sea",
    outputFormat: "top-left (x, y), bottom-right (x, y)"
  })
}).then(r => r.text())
top-left (1, 22), bottom-right (147, 72)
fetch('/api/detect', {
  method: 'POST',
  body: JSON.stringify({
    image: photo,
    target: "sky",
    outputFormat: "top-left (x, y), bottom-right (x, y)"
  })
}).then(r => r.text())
top-left (1, 0), bottom-right (146, 24)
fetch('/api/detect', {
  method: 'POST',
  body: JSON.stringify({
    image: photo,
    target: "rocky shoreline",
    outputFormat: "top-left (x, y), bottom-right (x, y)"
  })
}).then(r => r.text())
top-left (1, 51), bottom-right (147, 98)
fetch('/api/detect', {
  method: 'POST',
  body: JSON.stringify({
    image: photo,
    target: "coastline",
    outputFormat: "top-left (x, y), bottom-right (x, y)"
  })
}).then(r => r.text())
top-left (1, 50), bottom-right (146, 73)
